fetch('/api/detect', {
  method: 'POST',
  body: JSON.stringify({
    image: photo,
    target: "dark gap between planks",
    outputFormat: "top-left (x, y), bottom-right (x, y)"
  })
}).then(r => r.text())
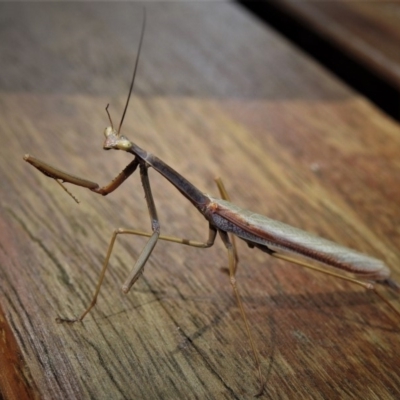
top-left (238, 1), bottom-right (400, 121)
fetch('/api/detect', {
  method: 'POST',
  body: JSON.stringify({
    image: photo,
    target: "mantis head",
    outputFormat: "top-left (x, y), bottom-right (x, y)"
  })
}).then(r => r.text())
top-left (102, 104), bottom-right (132, 152)
top-left (103, 126), bottom-right (132, 152)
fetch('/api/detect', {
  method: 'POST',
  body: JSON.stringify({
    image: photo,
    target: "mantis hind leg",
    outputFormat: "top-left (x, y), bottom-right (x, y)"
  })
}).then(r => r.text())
top-left (215, 177), bottom-right (239, 273)
top-left (215, 177), bottom-right (265, 394)
top-left (219, 229), bottom-right (265, 396)
top-left (267, 250), bottom-right (400, 320)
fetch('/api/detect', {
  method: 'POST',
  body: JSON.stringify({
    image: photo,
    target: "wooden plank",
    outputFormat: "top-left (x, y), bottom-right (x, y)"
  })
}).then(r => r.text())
top-left (1, 2), bottom-right (400, 398)
top-left (0, 303), bottom-right (40, 400)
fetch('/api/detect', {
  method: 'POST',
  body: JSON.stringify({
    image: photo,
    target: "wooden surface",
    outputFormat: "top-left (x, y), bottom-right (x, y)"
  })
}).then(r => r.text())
top-left (272, 1), bottom-right (400, 91)
top-left (1, 3), bottom-right (400, 399)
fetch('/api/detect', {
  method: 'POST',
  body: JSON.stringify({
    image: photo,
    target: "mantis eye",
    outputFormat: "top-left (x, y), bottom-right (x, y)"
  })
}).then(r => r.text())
top-left (104, 126), bottom-right (114, 138)
top-left (116, 138), bottom-right (132, 151)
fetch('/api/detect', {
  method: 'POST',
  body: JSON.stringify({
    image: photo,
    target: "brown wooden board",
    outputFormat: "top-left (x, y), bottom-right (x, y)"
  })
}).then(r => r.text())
top-left (1, 3), bottom-right (400, 399)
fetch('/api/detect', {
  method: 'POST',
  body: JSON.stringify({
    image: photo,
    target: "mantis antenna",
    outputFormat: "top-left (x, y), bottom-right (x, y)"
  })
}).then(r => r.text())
top-left (116, 8), bottom-right (146, 136)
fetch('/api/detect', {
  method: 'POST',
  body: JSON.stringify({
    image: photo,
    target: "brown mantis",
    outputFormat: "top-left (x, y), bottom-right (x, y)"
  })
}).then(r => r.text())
top-left (23, 11), bottom-right (400, 397)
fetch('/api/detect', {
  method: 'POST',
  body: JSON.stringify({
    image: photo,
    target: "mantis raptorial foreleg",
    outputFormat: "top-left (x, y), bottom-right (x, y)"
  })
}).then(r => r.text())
top-left (24, 155), bottom-right (140, 200)
top-left (93, 158), bottom-right (140, 196)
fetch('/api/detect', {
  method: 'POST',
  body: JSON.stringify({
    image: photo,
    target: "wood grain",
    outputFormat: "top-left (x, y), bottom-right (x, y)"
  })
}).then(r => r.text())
top-left (1, 3), bottom-right (400, 399)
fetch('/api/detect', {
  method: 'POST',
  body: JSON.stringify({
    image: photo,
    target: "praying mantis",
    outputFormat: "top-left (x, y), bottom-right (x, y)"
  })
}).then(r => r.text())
top-left (23, 11), bottom-right (399, 396)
